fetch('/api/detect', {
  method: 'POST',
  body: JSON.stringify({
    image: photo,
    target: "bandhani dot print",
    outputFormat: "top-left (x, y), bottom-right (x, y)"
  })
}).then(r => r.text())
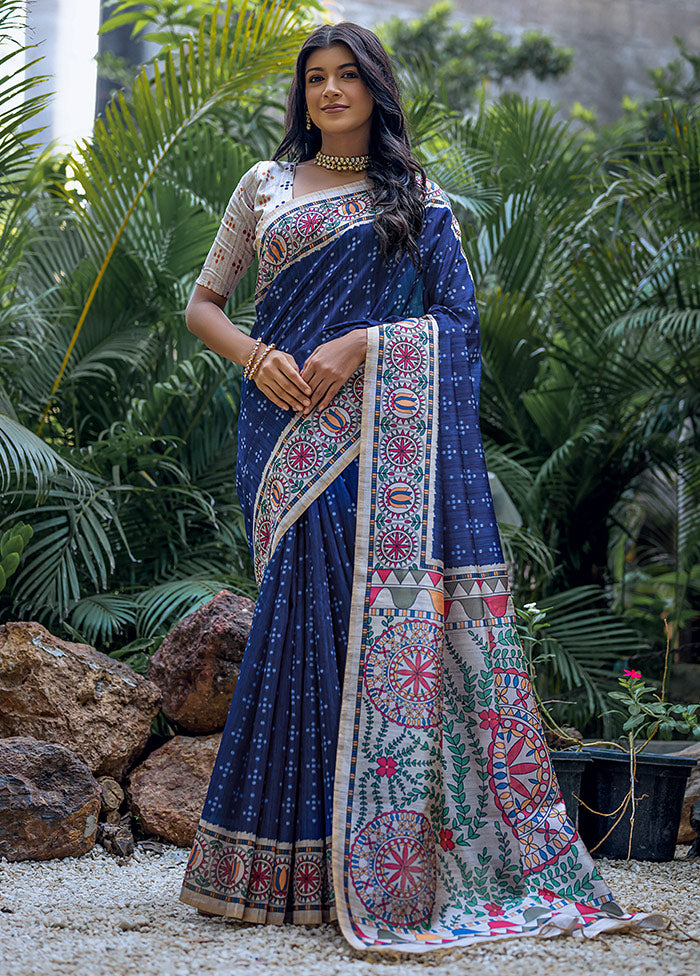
top-left (349, 810), bottom-right (436, 927)
top-left (364, 619), bottom-right (442, 728)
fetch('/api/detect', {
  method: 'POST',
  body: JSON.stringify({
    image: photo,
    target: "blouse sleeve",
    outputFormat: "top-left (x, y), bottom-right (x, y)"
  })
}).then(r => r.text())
top-left (195, 162), bottom-right (261, 300)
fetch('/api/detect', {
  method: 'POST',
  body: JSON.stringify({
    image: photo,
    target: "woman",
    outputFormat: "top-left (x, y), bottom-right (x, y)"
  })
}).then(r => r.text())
top-left (178, 22), bottom-right (666, 953)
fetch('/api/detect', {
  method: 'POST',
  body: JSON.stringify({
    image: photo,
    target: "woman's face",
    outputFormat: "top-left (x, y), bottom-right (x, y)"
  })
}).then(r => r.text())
top-left (304, 42), bottom-right (374, 138)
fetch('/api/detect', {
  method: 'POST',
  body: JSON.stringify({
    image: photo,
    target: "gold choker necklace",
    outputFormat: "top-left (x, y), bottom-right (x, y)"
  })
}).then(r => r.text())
top-left (315, 151), bottom-right (370, 172)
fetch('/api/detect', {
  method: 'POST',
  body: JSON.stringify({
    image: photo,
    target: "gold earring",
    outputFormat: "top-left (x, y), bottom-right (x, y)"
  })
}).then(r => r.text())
top-left (305, 108), bottom-right (311, 131)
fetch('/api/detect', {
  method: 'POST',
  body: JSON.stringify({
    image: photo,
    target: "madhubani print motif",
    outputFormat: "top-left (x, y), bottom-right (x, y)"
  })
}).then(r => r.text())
top-left (256, 193), bottom-right (375, 300)
top-left (252, 367), bottom-right (364, 585)
top-left (181, 818), bottom-right (334, 923)
top-left (255, 178), bottom-right (450, 302)
top-left (332, 317), bottom-right (633, 953)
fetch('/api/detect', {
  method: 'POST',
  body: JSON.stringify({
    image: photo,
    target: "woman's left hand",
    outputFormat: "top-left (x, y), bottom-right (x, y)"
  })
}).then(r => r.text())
top-left (300, 329), bottom-right (367, 415)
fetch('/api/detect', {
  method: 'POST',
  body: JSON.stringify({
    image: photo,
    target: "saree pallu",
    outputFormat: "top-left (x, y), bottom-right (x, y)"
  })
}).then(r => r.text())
top-left (179, 172), bottom-right (667, 951)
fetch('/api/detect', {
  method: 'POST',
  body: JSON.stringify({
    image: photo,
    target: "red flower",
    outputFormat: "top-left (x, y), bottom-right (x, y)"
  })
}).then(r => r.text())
top-left (538, 886), bottom-right (557, 903)
top-left (484, 902), bottom-right (506, 916)
top-left (438, 828), bottom-right (455, 851)
top-left (376, 756), bottom-right (398, 778)
top-left (623, 668), bottom-right (641, 679)
top-left (478, 708), bottom-right (500, 731)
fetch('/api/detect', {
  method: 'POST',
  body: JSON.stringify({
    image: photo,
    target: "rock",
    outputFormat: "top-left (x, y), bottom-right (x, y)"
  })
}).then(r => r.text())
top-left (96, 818), bottom-right (135, 858)
top-left (686, 799), bottom-right (700, 859)
top-left (675, 741), bottom-right (700, 758)
top-left (127, 734), bottom-right (221, 847)
top-left (677, 759), bottom-right (700, 843)
top-left (146, 590), bottom-right (254, 733)
top-left (98, 776), bottom-right (124, 813)
top-left (0, 621), bottom-right (162, 778)
top-left (0, 736), bottom-right (101, 861)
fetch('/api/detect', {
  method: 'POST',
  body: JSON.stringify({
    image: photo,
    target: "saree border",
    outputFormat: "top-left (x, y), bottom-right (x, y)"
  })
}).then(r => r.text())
top-left (330, 317), bottom-right (667, 953)
top-left (179, 818), bottom-right (334, 924)
top-left (252, 367), bottom-right (364, 586)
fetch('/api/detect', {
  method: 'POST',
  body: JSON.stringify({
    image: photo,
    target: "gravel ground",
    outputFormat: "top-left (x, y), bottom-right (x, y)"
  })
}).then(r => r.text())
top-left (0, 844), bottom-right (697, 976)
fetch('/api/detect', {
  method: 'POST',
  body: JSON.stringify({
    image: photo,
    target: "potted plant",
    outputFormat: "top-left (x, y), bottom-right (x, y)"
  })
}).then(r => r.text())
top-left (517, 604), bottom-right (700, 860)
top-left (576, 668), bottom-right (699, 861)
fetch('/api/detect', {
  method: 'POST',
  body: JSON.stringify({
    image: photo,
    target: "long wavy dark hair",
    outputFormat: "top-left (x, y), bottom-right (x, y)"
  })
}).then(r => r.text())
top-left (273, 22), bottom-right (427, 267)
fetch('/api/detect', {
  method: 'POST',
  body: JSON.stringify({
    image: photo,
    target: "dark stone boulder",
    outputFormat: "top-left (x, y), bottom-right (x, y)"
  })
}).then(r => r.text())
top-left (0, 736), bottom-right (101, 861)
top-left (146, 590), bottom-right (254, 733)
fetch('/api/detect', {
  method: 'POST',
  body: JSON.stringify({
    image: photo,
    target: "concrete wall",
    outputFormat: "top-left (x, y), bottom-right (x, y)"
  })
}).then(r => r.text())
top-left (335, 0), bottom-right (700, 122)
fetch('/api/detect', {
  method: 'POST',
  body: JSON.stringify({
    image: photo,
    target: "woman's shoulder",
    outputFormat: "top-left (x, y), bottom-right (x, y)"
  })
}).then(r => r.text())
top-left (422, 175), bottom-right (452, 212)
top-left (227, 159), bottom-right (294, 215)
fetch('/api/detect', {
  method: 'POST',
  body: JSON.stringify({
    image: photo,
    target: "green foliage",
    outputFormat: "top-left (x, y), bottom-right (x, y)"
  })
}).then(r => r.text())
top-left (1, 0), bottom-right (698, 736)
top-left (377, 2), bottom-right (572, 113)
top-left (0, 520), bottom-right (32, 592)
top-left (608, 673), bottom-right (700, 740)
top-left (0, 0), bottom-right (314, 645)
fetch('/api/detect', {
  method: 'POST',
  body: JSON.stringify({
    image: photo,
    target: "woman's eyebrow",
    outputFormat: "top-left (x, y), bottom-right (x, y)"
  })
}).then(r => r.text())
top-left (305, 61), bottom-right (358, 74)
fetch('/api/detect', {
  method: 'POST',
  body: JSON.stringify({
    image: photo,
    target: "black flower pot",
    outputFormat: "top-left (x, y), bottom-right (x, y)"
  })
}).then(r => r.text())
top-left (577, 747), bottom-right (697, 861)
top-left (550, 750), bottom-right (592, 827)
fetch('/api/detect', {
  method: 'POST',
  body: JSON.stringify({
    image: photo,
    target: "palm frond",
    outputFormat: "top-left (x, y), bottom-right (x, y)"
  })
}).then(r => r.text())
top-left (37, 0), bottom-right (312, 431)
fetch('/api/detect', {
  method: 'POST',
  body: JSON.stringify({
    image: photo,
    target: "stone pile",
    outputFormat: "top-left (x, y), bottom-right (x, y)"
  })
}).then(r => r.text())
top-left (0, 593), bottom-right (698, 861)
top-left (0, 590), bottom-right (254, 860)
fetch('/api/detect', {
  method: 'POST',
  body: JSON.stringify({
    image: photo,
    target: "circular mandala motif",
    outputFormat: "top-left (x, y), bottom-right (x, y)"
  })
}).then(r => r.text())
top-left (387, 387), bottom-right (423, 419)
top-left (293, 856), bottom-right (322, 900)
top-left (248, 853), bottom-right (273, 896)
top-left (269, 479), bottom-right (284, 508)
top-left (351, 370), bottom-right (365, 402)
top-left (381, 481), bottom-right (418, 515)
top-left (488, 667), bottom-right (577, 871)
top-left (295, 210), bottom-right (324, 237)
top-left (349, 810), bottom-right (435, 927)
top-left (364, 619), bottom-right (442, 727)
top-left (378, 528), bottom-right (416, 564)
top-left (214, 849), bottom-right (245, 890)
top-left (257, 519), bottom-right (271, 550)
top-left (264, 233), bottom-right (288, 265)
top-left (390, 340), bottom-right (424, 373)
top-left (318, 405), bottom-right (352, 438)
top-left (286, 439), bottom-right (318, 472)
top-left (381, 434), bottom-right (419, 469)
top-left (337, 197), bottom-right (367, 217)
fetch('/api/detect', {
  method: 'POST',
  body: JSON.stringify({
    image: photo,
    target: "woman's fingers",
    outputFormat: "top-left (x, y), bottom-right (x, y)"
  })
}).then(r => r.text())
top-left (279, 353), bottom-right (312, 396)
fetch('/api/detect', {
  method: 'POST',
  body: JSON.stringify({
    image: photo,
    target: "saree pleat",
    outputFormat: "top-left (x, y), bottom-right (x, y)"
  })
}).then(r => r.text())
top-left (180, 458), bottom-right (358, 923)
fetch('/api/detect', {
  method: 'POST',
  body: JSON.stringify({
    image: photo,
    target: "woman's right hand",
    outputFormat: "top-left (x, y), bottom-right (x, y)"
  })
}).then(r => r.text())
top-left (252, 347), bottom-right (313, 412)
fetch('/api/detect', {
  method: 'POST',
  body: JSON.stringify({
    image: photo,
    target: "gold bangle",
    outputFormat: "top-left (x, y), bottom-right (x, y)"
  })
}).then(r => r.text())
top-left (248, 342), bottom-right (276, 380)
top-left (243, 337), bottom-right (262, 378)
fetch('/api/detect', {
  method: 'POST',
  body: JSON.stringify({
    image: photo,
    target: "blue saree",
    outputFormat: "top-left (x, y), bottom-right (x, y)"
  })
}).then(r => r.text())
top-left (179, 161), bottom-right (667, 951)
